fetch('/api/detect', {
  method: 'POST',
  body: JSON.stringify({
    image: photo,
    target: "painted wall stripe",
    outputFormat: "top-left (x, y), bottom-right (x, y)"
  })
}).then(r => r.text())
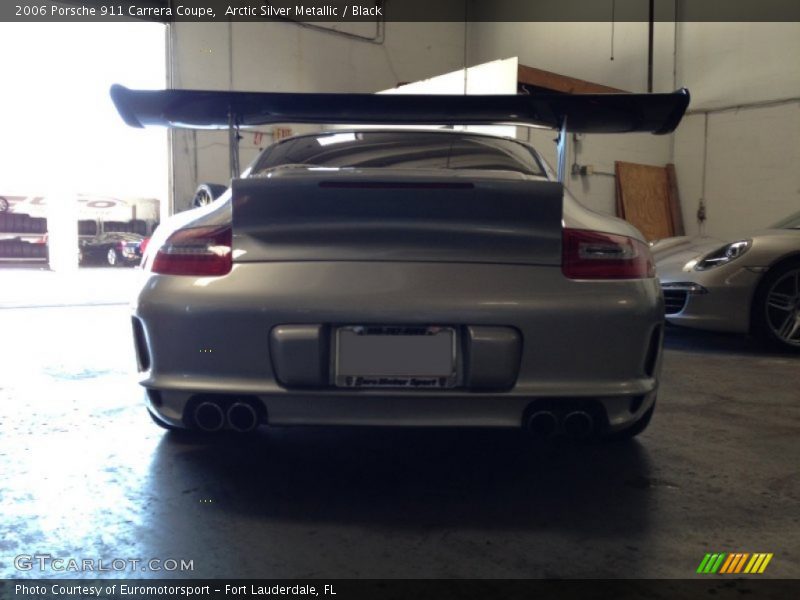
top-left (698, 552), bottom-right (772, 575)
top-left (729, 553), bottom-right (743, 574)
top-left (704, 554), bottom-right (719, 573)
top-left (744, 554), bottom-right (760, 573)
top-left (702, 553), bottom-right (718, 574)
top-left (758, 553), bottom-right (773, 574)
top-left (720, 554), bottom-right (736, 574)
top-left (734, 553), bottom-right (749, 573)
top-left (710, 553), bottom-right (726, 574)
top-left (751, 554), bottom-right (767, 573)
top-left (697, 554), bottom-right (713, 573)
top-left (728, 553), bottom-right (740, 574)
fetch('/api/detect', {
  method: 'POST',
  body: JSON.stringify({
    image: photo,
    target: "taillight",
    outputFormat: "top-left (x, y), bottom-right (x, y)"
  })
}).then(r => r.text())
top-left (562, 228), bottom-right (655, 280)
top-left (139, 237), bottom-right (150, 255)
top-left (151, 225), bottom-right (232, 276)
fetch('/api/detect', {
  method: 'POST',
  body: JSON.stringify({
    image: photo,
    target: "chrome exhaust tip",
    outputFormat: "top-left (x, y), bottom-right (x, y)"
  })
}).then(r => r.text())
top-left (194, 401), bottom-right (225, 432)
top-left (526, 411), bottom-right (558, 439)
top-left (227, 401), bottom-right (259, 433)
top-left (563, 410), bottom-right (594, 438)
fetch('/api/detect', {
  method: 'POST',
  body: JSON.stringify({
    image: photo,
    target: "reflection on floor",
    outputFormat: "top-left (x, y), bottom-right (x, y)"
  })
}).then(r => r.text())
top-left (1, 305), bottom-right (798, 578)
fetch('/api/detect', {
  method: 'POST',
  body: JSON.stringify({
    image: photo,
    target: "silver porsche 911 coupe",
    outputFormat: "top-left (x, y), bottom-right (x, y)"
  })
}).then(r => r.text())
top-left (112, 85), bottom-right (690, 440)
top-left (653, 211), bottom-right (800, 350)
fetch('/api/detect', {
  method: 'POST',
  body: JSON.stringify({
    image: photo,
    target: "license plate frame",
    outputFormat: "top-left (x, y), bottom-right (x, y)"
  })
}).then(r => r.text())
top-left (333, 325), bottom-right (458, 389)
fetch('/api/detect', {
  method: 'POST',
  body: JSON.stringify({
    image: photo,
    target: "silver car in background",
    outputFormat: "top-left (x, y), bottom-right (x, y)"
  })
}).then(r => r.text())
top-left (653, 211), bottom-right (800, 350)
top-left (113, 85), bottom-right (690, 440)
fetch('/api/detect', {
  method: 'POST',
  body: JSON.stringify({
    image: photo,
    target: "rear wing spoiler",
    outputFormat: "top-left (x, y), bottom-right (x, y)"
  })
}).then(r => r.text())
top-left (110, 84), bottom-right (689, 135)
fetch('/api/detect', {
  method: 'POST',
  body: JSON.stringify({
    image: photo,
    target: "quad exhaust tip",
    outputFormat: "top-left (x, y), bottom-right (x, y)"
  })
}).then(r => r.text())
top-left (192, 399), bottom-right (260, 432)
top-left (525, 408), bottom-right (595, 439)
top-left (194, 401), bottom-right (225, 432)
top-left (526, 411), bottom-right (558, 439)
top-left (227, 402), bottom-right (259, 433)
top-left (563, 410), bottom-right (594, 438)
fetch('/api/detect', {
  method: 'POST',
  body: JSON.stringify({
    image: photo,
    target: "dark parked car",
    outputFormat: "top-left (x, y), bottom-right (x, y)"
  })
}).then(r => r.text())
top-left (79, 232), bottom-right (146, 267)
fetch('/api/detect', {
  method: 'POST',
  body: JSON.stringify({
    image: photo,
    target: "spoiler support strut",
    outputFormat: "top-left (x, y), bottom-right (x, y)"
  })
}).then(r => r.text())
top-left (227, 106), bottom-right (240, 179)
top-left (556, 117), bottom-right (568, 184)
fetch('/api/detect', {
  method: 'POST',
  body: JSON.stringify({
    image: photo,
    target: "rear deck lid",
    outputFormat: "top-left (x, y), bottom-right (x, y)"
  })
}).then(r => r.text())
top-left (231, 169), bottom-right (563, 265)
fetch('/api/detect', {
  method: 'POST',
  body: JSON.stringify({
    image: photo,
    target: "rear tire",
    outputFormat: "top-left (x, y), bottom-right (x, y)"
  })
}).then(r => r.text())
top-left (752, 259), bottom-right (800, 351)
top-left (605, 401), bottom-right (655, 441)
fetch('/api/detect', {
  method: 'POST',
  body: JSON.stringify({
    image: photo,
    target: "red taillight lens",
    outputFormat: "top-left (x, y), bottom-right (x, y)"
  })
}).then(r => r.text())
top-left (139, 237), bottom-right (150, 255)
top-left (151, 226), bottom-right (232, 276)
top-left (562, 228), bottom-right (655, 280)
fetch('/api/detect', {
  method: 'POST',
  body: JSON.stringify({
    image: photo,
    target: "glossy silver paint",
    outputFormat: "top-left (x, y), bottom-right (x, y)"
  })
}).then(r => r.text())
top-left (135, 133), bottom-right (662, 433)
top-left (653, 226), bottom-right (800, 334)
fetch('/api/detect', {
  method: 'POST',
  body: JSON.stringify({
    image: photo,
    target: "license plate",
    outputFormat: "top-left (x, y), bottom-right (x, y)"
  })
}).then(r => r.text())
top-left (334, 326), bottom-right (457, 388)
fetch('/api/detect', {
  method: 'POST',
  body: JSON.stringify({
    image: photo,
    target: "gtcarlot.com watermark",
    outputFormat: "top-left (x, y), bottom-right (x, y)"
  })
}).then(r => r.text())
top-left (15, 554), bottom-right (194, 573)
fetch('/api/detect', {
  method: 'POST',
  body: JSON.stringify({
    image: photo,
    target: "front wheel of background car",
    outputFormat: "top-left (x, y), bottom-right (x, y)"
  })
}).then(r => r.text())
top-left (0, 196), bottom-right (9, 213)
top-left (605, 402), bottom-right (656, 442)
top-left (106, 248), bottom-right (119, 267)
top-left (191, 183), bottom-right (227, 208)
top-left (752, 259), bottom-right (800, 352)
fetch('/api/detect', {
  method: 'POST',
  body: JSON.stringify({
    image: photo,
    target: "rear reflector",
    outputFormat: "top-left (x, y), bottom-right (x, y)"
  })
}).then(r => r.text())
top-left (151, 225), bottom-right (232, 276)
top-left (562, 228), bottom-right (655, 279)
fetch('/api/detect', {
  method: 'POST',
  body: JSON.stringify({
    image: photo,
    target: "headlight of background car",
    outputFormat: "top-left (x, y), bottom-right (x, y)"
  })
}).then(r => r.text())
top-left (694, 240), bottom-right (751, 271)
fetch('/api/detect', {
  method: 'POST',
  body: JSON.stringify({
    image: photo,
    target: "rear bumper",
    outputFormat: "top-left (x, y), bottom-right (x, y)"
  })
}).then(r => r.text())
top-left (134, 261), bottom-right (663, 432)
top-left (146, 386), bottom-right (657, 433)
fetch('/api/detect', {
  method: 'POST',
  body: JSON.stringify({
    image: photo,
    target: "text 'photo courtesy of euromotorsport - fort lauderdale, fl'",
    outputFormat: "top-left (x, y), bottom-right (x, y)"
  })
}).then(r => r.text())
top-left (14, 583), bottom-right (329, 597)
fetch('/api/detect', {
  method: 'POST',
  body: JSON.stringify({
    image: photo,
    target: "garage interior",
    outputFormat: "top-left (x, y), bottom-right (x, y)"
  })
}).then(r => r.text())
top-left (1, 8), bottom-right (799, 581)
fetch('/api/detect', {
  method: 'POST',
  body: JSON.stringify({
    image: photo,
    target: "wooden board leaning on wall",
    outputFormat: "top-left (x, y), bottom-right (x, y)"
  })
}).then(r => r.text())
top-left (615, 161), bottom-right (684, 241)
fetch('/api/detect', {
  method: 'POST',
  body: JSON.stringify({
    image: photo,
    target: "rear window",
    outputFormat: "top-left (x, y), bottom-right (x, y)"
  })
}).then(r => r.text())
top-left (251, 131), bottom-right (544, 176)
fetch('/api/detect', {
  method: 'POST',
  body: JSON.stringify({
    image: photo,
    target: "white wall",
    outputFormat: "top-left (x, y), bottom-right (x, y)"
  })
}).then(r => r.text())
top-left (169, 19), bottom-right (800, 235)
top-left (673, 23), bottom-right (800, 238)
top-left (466, 21), bottom-right (677, 216)
top-left (168, 21), bottom-right (466, 211)
top-left (675, 23), bottom-right (800, 111)
top-left (468, 20), bottom-right (800, 236)
top-left (378, 57), bottom-right (519, 140)
top-left (467, 22), bottom-right (676, 93)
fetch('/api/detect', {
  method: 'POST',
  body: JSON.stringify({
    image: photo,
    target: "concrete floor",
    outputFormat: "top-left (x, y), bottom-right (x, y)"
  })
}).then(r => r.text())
top-left (1, 270), bottom-right (798, 579)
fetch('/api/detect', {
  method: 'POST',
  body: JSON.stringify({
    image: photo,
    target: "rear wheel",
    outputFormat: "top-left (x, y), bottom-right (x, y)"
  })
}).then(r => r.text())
top-left (752, 260), bottom-right (800, 351)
